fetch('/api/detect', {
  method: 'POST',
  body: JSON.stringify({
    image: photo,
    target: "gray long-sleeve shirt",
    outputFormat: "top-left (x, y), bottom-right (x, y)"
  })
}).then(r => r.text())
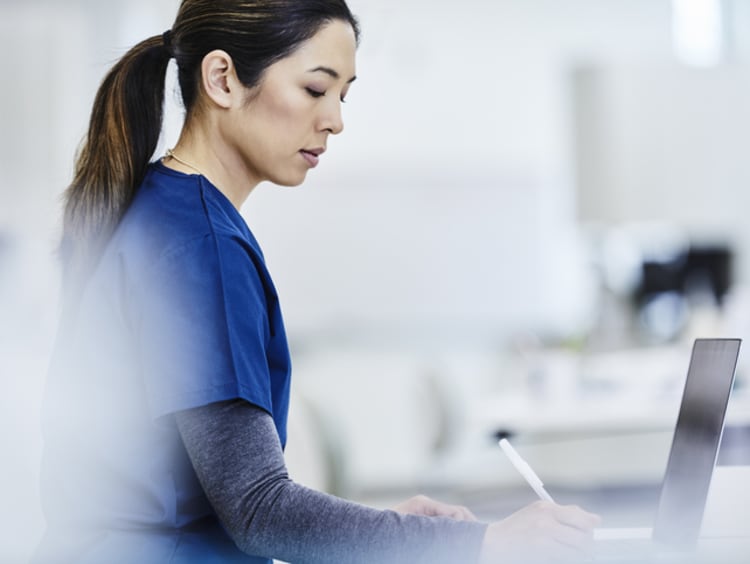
top-left (175, 400), bottom-right (488, 563)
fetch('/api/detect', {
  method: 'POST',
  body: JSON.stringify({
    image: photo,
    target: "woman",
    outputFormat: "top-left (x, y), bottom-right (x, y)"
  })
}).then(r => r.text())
top-left (35, 1), bottom-right (599, 562)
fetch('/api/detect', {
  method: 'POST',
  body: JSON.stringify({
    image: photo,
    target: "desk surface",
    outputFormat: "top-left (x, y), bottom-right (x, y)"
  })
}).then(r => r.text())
top-left (590, 467), bottom-right (750, 563)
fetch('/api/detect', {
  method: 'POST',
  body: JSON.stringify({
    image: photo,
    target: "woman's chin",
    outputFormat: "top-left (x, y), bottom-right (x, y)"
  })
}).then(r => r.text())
top-left (272, 172), bottom-right (308, 188)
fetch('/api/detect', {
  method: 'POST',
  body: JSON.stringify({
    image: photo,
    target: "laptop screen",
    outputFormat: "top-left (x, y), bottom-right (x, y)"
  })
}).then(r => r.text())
top-left (652, 338), bottom-right (741, 548)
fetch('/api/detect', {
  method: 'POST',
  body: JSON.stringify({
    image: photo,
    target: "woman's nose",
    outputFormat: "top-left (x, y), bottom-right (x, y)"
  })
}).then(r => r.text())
top-left (320, 100), bottom-right (344, 135)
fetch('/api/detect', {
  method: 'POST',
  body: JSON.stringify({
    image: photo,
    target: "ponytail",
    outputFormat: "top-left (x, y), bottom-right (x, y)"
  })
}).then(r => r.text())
top-left (62, 35), bottom-right (171, 294)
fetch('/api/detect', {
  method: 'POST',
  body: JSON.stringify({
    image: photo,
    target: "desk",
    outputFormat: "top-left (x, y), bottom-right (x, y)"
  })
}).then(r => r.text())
top-left (591, 467), bottom-right (750, 563)
top-left (660, 488), bottom-right (750, 564)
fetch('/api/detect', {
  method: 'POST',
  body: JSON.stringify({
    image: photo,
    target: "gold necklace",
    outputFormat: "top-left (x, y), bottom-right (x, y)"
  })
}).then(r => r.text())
top-left (164, 148), bottom-right (205, 177)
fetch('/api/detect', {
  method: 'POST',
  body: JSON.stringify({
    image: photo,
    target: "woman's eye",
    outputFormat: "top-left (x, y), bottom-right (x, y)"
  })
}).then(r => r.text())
top-left (305, 87), bottom-right (325, 98)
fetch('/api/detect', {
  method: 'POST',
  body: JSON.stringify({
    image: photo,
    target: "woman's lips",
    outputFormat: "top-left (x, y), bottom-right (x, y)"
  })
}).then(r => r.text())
top-left (300, 149), bottom-right (323, 168)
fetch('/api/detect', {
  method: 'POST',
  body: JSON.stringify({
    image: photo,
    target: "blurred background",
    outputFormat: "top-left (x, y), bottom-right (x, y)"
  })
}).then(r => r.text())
top-left (3, 0), bottom-right (750, 561)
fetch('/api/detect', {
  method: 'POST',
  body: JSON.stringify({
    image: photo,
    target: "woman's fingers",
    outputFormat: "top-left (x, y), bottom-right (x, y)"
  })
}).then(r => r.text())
top-left (554, 503), bottom-right (602, 531)
top-left (480, 501), bottom-right (602, 564)
top-left (392, 495), bottom-right (478, 521)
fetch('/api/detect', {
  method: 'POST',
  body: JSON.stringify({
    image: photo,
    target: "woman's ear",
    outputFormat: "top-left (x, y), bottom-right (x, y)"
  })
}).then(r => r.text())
top-left (200, 50), bottom-right (242, 109)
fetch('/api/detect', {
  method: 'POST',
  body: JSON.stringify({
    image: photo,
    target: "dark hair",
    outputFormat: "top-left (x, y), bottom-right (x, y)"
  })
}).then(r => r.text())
top-left (62, 0), bottom-right (359, 293)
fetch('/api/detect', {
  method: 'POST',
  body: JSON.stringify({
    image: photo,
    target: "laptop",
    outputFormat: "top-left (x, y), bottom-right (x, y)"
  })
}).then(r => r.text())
top-left (594, 338), bottom-right (741, 562)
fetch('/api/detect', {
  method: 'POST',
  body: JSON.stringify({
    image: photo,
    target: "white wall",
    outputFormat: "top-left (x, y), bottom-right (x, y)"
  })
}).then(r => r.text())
top-left (3, 0), bottom-right (750, 560)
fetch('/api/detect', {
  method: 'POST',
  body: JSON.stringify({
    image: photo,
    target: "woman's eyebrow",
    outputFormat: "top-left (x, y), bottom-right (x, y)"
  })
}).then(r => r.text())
top-left (307, 66), bottom-right (357, 83)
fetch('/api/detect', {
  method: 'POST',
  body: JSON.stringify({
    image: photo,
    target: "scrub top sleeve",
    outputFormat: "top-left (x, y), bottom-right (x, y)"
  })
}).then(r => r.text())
top-left (135, 234), bottom-right (276, 420)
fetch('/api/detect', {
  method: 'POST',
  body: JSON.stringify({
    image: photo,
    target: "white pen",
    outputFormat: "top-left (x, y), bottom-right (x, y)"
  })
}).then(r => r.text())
top-left (498, 438), bottom-right (555, 502)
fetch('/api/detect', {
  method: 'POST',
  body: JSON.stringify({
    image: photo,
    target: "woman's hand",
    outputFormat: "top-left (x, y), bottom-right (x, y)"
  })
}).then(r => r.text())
top-left (392, 494), bottom-right (478, 522)
top-left (479, 500), bottom-right (601, 564)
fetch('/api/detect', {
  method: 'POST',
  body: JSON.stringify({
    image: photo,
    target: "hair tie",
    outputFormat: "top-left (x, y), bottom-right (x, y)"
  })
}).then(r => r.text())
top-left (162, 29), bottom-right (174, 56)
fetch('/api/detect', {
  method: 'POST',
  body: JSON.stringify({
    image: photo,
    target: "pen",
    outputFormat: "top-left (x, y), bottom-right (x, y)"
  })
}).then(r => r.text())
top-left (498, 438), bottom-right (555, 502)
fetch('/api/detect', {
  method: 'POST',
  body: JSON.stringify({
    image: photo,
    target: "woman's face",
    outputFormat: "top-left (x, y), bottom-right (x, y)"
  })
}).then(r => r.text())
top-left (226, 19), bottom-right (357, 187)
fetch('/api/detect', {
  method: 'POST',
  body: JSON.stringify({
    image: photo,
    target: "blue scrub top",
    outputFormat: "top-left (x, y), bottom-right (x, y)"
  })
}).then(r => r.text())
top-left (37, 163), bottom-right (291, 563)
